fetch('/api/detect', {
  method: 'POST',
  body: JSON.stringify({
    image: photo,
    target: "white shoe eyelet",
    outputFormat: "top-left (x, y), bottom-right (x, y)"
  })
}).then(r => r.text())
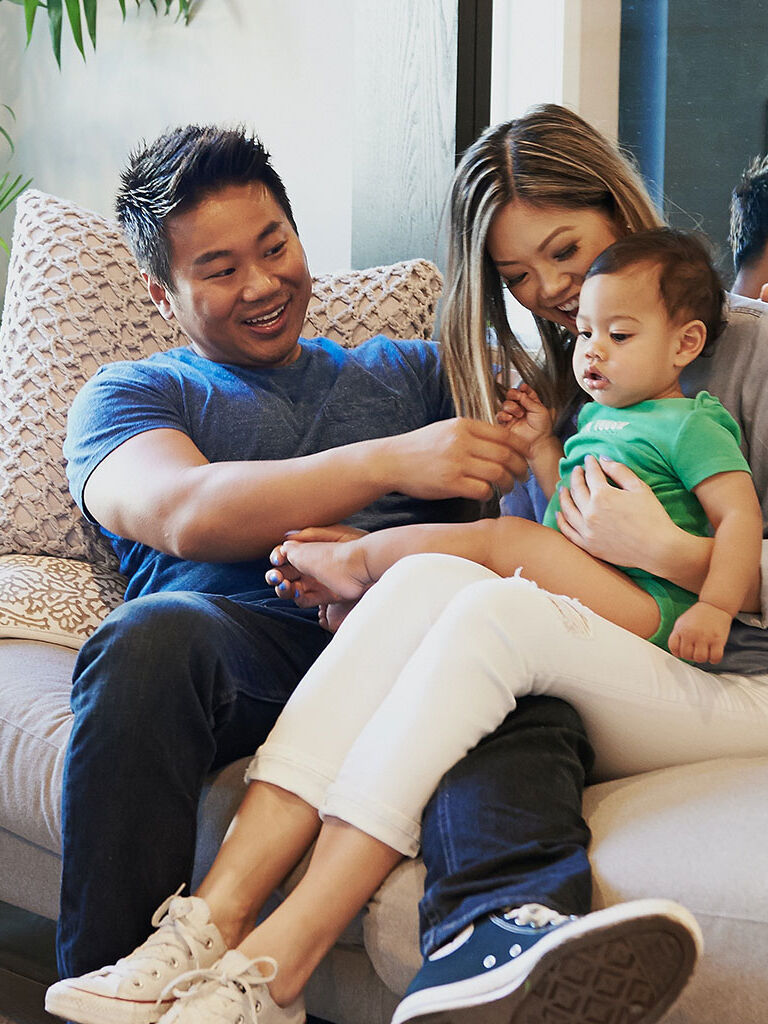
top-left (152, 969), bottom-right (161, 978)
top-left (170, 958), bottom-right (180, 968)
top-left (483, 954), bottom-right (496, 969)
top-left (509, 944), bottom-right (522, 958)
top-left (253, 1002), bottom-right (262, 1013)
top-left (236, 1016), bottom-right (245, 1024)
top-left (132, 979), bottom-right (143, 989)
top-left (204, 938), bottom-right (214, 949)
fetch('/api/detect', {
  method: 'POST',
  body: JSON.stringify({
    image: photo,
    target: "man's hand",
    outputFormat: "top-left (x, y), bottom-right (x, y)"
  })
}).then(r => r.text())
top-left (266, 524), bottom-right (366, 607)
top-left (556, 455), bottom-right (676, 568)
top-left (668, 601), bottom-right (732, 664)
top-left (383, 418), bottom-right (527, 500)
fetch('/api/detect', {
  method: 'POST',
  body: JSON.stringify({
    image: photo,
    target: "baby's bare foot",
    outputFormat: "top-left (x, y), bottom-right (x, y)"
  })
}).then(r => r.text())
top-left (282, 539), bottom-right (372, 600)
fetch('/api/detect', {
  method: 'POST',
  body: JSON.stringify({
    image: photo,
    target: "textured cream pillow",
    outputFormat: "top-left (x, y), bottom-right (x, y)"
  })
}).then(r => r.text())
top-left (0, 189), bottom-right (443, 569)
top-left (0, 554), bottom-right (126, 649)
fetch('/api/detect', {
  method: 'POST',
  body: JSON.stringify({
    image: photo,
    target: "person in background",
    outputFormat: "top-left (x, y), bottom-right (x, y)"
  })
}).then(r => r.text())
top-left (730, 153), bottom-right (768, 301)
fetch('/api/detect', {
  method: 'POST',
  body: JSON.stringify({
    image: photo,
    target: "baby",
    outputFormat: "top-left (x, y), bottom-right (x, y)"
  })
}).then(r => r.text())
top-left (270, 228), bottom-right (762, 665)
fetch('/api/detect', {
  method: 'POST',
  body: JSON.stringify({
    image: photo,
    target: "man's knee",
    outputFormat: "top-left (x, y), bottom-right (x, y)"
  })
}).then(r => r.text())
top-left (71, 592), bottom-right (223, 711)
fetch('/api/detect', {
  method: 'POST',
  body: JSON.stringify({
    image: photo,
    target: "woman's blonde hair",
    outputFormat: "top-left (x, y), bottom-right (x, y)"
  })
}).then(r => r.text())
top-left (441, 103), bottom-right (664, 423)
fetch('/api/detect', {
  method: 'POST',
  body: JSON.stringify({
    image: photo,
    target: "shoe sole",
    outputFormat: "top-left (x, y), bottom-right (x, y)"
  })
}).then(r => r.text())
top-left (45, 986), bottom-right (174, 1024)
top-left (392, 899), bottom-right (702, 1024)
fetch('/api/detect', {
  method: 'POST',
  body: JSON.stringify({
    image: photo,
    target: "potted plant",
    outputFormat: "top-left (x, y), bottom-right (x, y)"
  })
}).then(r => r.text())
top-left (0, 104), bottom-right (31, 255)
top-left (0, 0), bottom-right (194, 67)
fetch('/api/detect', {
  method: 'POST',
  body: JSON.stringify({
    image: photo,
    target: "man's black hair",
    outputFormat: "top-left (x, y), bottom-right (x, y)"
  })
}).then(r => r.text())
top-left (730, 154), bottom-right (768, 274)
top-left (115, 125), bottom-right (297, 292)
top-left (585, 227), bottom-right (725, 354)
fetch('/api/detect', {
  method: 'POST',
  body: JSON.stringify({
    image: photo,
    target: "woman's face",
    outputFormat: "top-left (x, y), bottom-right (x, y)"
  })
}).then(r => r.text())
top-left (486, 199), bottom-right (622, 332)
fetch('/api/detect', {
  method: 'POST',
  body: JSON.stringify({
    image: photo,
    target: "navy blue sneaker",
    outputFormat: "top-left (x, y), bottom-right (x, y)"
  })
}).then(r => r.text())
top-left (391, 900), bottom-right (702, 1024)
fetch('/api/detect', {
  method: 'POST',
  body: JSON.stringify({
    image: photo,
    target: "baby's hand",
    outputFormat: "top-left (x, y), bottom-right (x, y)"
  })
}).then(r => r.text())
top-left (497, 384), bottom-right (555, 459)
top-left (668, 601), bottom-right (732, 664)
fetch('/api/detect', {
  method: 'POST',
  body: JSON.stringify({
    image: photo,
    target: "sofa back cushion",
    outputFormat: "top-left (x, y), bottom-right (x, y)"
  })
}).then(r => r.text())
top-left (0, 190), bottom-right (442, 569)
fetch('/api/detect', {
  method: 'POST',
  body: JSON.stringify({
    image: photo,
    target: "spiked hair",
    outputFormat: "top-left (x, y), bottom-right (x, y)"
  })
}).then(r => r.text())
top-left (115, 124), bottom-right (297, 292)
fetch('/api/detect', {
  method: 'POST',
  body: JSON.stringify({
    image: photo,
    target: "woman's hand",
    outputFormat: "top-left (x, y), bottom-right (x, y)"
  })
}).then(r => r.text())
top-left (266, 524), bottom-right (368, 607)
top-left (556, 455), bottom-right (686, 572)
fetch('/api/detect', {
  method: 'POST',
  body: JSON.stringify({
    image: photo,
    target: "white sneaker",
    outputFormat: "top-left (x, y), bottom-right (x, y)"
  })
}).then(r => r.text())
top-left (157, 949), bottom-right (306, 1024)
top-left (45, 892), bottom-right (228, 1024)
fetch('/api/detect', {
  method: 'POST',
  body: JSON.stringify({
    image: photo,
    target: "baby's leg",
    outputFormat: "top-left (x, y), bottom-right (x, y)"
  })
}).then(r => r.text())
top-left (284, 517), bottom-right (660, 641)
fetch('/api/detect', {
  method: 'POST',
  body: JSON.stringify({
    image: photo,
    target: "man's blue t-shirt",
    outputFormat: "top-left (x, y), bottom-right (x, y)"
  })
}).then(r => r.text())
top-left (65, 336), bottom-right (477, 607)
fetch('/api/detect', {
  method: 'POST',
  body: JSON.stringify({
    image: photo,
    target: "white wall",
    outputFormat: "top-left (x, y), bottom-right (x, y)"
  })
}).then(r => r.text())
top-left (0, 0), bottom-right (354, 280)
top-left (489, 0), bottom-right (621, 348)
top-left (490, 0), bottom-right (621, 140)
top-left (0, 0), bottom-right (457, 305)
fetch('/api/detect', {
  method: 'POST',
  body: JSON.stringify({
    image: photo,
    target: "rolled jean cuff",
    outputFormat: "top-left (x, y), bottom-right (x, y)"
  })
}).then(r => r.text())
top-left (420, 889), bottom-right (577, 958)
top-left (245, 744), bottom-right (335, 811)
top-left (322, 786), bottom-right (421, 857)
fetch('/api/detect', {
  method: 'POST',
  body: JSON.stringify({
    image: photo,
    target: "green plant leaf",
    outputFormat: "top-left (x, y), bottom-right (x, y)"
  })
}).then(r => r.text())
top-left (118, 0), bottom-right (126, 18)
top-left (23, 0), bottom-right (40, 45)
top-left (63, 0), bottom-right (86, 58)
top-left (0, 126), bottom-right (14, 154)
top-left (47, 0), bottom-right (64, 67)
top-left (0, 171), bottom-right (32, 213)
top-left (83, 0), bottom-right (96, 47)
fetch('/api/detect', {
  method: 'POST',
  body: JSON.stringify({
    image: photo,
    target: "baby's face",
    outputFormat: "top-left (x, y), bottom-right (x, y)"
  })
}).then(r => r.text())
top-left (573, 264), bottom-right (687, 408)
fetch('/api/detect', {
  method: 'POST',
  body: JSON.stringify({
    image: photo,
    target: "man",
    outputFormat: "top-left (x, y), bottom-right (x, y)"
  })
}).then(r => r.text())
top-left (730, 153), bottom-right (768, 301)
top-left (51, 122), bottom-right (521, 978)
top-left (48, 125), bottom-right (698, 1024)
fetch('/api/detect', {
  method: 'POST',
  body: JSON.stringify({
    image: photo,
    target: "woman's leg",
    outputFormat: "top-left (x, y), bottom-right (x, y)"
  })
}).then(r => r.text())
top-left (186, 557), bottom-right (501, 971)
top-left (320, 572), bottom-right (768, 852)
top-left (234, 817), bottom-right (403, 1006)
top-left (246, 554), bottom-right (499, 820)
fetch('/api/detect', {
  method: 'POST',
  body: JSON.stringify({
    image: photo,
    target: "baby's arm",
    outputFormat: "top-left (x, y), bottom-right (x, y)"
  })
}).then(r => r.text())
top-left (498, 385), bottom-right (563, 498)
top-left (668, 471), bottom-right (763, 663)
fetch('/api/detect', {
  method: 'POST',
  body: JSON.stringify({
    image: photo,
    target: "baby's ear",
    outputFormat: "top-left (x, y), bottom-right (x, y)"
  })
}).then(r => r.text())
top-left (674, 319), bottom-right (707, 366)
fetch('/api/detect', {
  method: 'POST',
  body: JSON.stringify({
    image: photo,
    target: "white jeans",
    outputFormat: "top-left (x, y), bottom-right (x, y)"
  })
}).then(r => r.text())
top-left (247, 553), bottom-right (768, 856)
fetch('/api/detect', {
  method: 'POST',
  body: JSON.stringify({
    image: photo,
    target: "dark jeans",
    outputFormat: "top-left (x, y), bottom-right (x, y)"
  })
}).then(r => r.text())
top-left (419, 695), bottom-right (595, 956)
top-left (56, 591), bottom-right (330, 978)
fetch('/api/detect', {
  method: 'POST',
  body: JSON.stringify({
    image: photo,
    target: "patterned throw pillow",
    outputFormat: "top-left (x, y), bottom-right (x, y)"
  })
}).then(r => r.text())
top-left (0, 555), bottom-right (126, 649)
top-left (0, 189), bottom-right (443, 646)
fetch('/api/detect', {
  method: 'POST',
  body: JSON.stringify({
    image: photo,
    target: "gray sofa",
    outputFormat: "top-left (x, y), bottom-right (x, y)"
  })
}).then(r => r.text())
top-left (0, 191), bottom-right (766, 1024)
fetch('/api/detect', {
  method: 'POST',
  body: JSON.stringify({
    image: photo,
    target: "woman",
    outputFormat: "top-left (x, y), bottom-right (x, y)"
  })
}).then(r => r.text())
top-left (47, 106), bottom-right (768, 1024)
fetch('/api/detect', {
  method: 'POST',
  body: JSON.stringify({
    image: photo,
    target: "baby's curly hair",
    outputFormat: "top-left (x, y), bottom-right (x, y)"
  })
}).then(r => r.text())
top-left (585, 228), bottom-right (725, 354)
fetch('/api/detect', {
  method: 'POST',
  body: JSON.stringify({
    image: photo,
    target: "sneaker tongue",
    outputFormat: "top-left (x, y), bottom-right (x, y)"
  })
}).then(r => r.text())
top-left (168, 896), bottom-right (212, 927)
top-left (217, 950), bottom-right (254, 975)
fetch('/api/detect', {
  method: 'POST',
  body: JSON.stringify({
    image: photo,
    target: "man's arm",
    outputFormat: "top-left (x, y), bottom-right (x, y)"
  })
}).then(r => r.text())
top-left (83, 419), bottom-right (527, 562)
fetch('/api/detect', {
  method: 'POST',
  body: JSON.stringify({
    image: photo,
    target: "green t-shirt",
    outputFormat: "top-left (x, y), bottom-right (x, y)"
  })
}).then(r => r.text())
top-left (544, 391), bottom-right (751, 592)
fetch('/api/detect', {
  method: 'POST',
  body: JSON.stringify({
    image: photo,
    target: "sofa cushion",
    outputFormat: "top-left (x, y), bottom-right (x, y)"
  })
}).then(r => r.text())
top-left (362, 755), bottom-right (768, 1023)
top-left (0, 640), bottom-right (76, 855)
top-left (0, 189), bottom-right (442, 570)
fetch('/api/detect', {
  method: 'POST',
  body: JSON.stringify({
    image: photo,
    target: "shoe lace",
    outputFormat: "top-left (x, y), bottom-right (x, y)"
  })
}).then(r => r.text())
top-left (505, 903), bottom-right (573, 929)
top-left (159, 957), bottom-right (279, 1023)
top-left (109, 886), bottom-right (213, 985)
